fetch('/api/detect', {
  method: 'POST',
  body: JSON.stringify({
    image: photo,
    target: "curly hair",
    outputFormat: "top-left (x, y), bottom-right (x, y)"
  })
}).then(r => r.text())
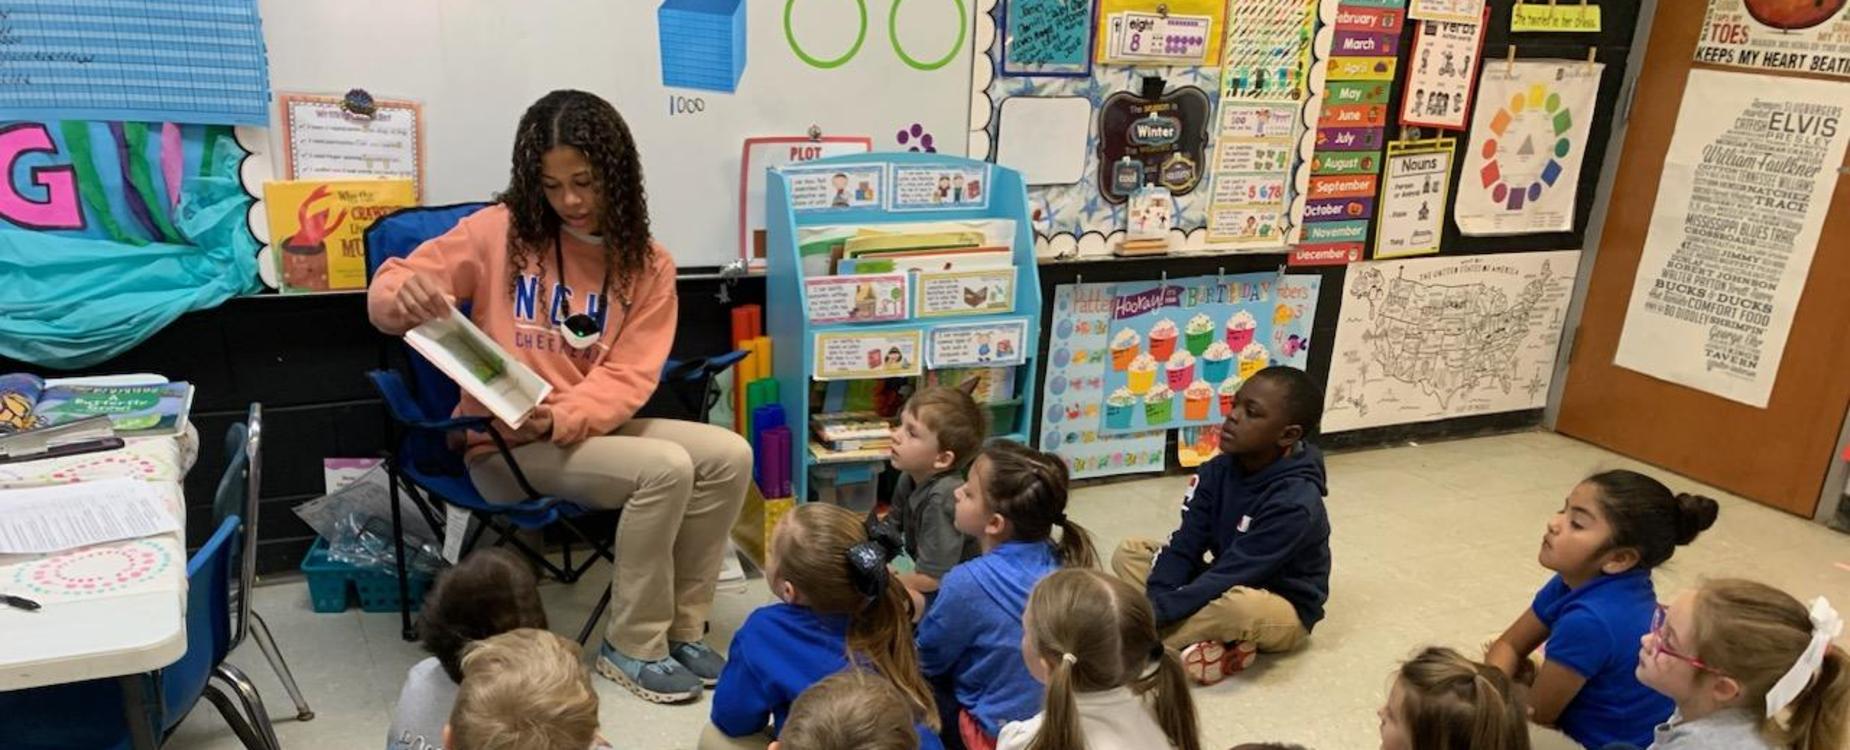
top-left (497, 89), bottom-right (652, 310)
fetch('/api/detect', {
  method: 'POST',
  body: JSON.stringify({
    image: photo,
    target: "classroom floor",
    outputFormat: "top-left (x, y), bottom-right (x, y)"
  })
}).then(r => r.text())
top-left (166, 430), bottom-right (1850, 750)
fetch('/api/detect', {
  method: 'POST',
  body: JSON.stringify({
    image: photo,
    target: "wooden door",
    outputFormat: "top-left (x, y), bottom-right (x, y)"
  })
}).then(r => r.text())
top-left (1556, 7), bottom-right (1850, 516)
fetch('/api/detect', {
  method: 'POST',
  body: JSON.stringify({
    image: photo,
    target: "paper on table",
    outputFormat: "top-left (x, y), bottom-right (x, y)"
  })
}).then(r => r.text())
top-left (0, 478), bottom-right (178, 554)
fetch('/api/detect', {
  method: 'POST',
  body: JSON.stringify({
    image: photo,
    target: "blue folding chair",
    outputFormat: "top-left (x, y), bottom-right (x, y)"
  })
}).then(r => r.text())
top-left (364, 205), bottom-right (745, 646)
top-left (0, 516), bottom-right (278, 750)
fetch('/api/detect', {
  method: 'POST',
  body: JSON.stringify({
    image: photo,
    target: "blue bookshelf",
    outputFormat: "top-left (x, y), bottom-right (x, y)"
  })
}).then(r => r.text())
top-left (765, 152), bottom-right (1043, 504)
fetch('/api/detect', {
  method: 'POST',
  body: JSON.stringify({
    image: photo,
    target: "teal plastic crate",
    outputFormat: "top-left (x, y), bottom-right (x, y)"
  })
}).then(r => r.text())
top-left (300, 538), bottom-right (433, 614)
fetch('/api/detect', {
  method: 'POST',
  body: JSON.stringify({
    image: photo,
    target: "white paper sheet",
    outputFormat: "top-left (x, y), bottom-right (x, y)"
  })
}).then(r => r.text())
top-left (996, 97), bottom-right (1093, 186)
top-left (0, 478), bottom-right (178, 554)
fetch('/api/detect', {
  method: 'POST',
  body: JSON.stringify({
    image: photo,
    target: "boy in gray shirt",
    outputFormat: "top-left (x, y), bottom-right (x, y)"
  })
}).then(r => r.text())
top-left (870, 385), bottom-right (986, 615)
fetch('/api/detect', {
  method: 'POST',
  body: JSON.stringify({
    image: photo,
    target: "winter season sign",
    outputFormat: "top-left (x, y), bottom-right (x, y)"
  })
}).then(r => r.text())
top-left (1101, 273), bottom-right (1277, 434)
top-left (1614, 70), bottom-right (1850, 408)
top-left (1696, 0), bottom-right (1850, 80)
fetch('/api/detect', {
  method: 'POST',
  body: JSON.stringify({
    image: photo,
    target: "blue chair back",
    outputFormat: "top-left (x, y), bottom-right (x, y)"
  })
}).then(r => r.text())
top-left (364, 202), bottom-right (492, 423)
top-left (159, 515), bottom-right (240, 728)
top-left (212, 423), bottom-right (248, 527)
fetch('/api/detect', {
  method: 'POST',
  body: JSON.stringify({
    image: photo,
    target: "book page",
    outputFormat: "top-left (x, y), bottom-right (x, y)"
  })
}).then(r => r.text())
top-left (404, 308), bottom-right (552, 427)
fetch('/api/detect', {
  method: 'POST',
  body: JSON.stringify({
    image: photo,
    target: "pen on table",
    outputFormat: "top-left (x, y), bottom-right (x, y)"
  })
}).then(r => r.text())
top-left (1, 594), bottom-right (41, 612)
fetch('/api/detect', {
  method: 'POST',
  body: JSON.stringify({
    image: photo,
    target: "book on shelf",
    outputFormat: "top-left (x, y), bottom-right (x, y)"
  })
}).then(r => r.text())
top-left (0, 373), bottom-right (192, 438)
top-left (927, 367), bottom-right (1018, 404)
top-left (811, 411), bottom-right (895, 452)
top-left (809, 440), bottom-right (893, 464)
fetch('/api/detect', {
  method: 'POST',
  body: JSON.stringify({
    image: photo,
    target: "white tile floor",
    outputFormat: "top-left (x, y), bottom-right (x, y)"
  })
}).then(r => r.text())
top-left (167, 430), bottom-right (1850, 750)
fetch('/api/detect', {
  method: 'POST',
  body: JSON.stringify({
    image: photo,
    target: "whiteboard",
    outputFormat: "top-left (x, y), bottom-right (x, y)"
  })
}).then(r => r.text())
top-left (255, 0), bottom-right (977, 269)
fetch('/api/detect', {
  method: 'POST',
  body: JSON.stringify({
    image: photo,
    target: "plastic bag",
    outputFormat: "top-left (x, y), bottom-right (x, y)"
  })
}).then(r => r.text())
top-left (293, 463), bottom-right (445, 576)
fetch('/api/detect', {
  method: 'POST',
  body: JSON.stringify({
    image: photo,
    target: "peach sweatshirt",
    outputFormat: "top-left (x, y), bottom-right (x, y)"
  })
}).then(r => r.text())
top-left (367, 204), bottom-right (676, 459)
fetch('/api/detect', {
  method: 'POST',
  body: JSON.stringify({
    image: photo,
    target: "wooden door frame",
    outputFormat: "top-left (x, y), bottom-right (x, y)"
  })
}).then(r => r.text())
top-left (1543, 0), bottom-right (1660, 434)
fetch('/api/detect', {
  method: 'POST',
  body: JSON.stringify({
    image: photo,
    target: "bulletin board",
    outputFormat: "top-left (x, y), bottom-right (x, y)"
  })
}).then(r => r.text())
top-left (254, 0), bottom-right (979, 270)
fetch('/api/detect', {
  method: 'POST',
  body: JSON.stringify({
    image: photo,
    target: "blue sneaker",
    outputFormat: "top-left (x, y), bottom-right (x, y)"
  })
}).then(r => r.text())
top-left (596, 642), bottom-right (702, 704)
top-left (669, 640), bottom-right (726, 687)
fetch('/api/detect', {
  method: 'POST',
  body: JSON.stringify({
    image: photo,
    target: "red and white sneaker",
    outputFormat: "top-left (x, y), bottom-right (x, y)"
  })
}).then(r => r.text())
top-left (1180, 640), bottom-right (1258, 686)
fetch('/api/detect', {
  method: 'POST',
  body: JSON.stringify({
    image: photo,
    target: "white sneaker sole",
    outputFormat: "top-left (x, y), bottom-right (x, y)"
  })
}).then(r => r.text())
top-left (596, 655), bottom-right (702, 704)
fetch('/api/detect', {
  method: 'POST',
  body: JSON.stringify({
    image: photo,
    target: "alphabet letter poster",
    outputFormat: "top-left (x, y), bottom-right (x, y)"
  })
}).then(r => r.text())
top-left (1614, 70), bottom-right (1850, 407)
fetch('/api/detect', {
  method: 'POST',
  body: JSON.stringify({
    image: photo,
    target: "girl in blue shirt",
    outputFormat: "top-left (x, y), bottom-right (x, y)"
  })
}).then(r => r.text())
top-left (917, 440), bottom-right (1098, 750)
top-left (1484, 470), bottom-right (1719, 749)
top-left (702, 503), bottom-right (941, 750)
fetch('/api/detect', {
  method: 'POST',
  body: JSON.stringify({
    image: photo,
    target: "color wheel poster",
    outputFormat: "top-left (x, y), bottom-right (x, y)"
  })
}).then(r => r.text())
top-left (1101, 273), bottom-right (1276, 434)
top-left (1455, 60), bottom-right (1602, 236)
top-left (1041, 284), bottom-right (1166, 479)
top-left (1696, 0), bottom-right (1850, 80)
top-left (1614, 70), bottom-right (1850, 408)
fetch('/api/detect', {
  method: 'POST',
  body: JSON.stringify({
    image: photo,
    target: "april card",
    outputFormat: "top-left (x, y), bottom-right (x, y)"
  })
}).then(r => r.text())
top-left (927, 319), bottom-right (1030, 368)
top-left (804, 273), bottom-right (910, 324)
top-left (783, 164), bottom-right (886, 212)
top-left (916, 268), bottom-right (1016, 317)
top-left (814, 330), bottom-right (923, 380)
top-left (890, 164), bottom-right (991, 211)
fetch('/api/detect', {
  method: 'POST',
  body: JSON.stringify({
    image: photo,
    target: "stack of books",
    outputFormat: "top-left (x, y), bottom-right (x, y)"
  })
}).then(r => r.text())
top-left (811, 411), bottom-right (894, 453)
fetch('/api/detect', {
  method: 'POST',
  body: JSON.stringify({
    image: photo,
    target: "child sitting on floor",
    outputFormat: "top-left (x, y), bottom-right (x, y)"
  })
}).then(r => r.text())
top-left (1111, 366), bottom-right (1331, 685)
top-left (1484, 470), bottom-right (1718, 749)
top-left (917, 440), bottom-right (1098, 749)
top-left (704, 503), bottom-right (943, 750)
top-left (1633, 579), bottom-right (1846, 750)
top-left (391, 547), bottom-right (549, 750)
top-left (443, 628), bottom-right (609, 750)
top-left (1377, 647), bottom-right (1530, 750)
top-left (874, 385), bottom-right (987, 614)
top-left (771, 669), bottom-right (923, 750)
top-left (998, 568), bottom-right (1201, 750)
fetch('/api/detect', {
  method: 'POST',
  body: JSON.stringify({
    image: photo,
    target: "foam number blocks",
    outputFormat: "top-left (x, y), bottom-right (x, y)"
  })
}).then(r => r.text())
top-left (657, 0), bottom-right (747, 93)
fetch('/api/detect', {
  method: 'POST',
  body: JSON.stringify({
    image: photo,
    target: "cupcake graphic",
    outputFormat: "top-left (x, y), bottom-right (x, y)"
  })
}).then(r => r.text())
top-left (1183, 379), bottom-right (1213, 421)
top-left (1238, 341), bottom-right (1271, 380)
top-left (1184, 313), bottom-right (1215, 356)
top-left (1143, 383), bottom-right (1175, 425)
top-left (1104, 387), bottom-right (1136, 430)
top-left (1110, 328), bottom-right (1141, 371)
top-left (1165, 350), bottom-right (1198, 391)
top-left (1148, 318), bottom-right (1180, 361)
top-left (1201, 341), bottom-right (1235, 383)
top-left (1219, 377), bottom-right (1240, 417)
top-left (1126, 353), bottom-right (1159, 394)
top-left (1225, 309), bottom-right (1258, 350)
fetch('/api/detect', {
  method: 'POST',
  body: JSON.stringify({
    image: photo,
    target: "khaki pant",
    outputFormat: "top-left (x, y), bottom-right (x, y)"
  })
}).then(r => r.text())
top-left (471, 418), bottom-right (752, 660)
top-left (1110, 538), bottom-right (1309, 653)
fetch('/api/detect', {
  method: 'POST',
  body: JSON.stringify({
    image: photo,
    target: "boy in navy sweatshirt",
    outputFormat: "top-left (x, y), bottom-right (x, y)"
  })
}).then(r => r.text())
top-left (1111, 366), bottom-right (1331, 686)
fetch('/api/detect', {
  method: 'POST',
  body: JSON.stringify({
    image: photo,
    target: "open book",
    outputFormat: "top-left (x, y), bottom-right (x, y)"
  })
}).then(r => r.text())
top-left (404, 307), bottom-right (552, 428)
top-left (0, 374), bottom-right (192, 438)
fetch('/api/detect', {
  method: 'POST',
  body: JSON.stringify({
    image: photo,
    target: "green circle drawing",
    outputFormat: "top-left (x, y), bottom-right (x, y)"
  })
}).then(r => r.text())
top-left (889, 0), bottom-right (968, 72)
top-left (785, 0), bottom-right (869, 69)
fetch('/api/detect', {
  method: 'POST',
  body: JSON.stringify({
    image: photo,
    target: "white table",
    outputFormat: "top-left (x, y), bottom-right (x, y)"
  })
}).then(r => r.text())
top-left (0, 377), bottom-right (197, 749)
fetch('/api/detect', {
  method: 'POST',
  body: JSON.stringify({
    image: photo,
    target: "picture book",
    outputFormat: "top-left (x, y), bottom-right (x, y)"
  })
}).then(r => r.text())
top-left (264, 178), bottom-right (418, 293)
top-left (0, 373), bottom-right (193, 438)
top-left (404, 306), bottom-right (552, 428)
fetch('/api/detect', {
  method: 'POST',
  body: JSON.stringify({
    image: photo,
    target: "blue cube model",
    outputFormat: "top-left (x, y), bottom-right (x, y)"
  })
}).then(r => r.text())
top-left (658, 0), bottom-right (747, 93)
